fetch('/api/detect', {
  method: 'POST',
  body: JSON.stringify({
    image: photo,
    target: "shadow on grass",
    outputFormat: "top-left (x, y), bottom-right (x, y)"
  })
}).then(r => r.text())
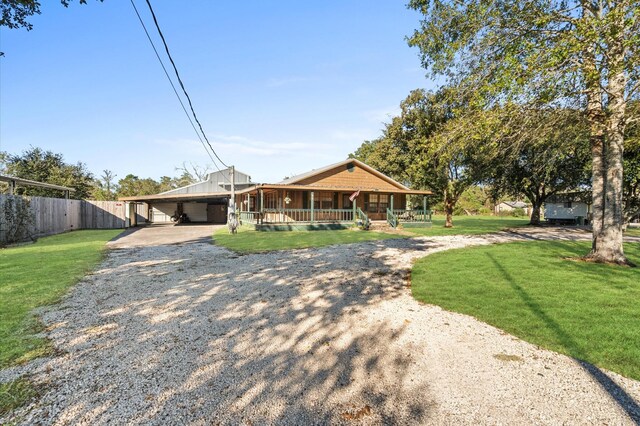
top-left (486, 253), bottom-right (640, 424)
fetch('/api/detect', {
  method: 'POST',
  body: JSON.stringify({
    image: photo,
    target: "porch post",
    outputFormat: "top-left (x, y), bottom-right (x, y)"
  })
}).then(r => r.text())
top-left (353, 198), bottom-right (356, 224)
top-left (260, 189), bottom-right (264, 224)
top-left (390, 194), bottom-right (394, 212)
top-left (423, 196), bottom-right (427, 221)
top-left (247, 194), bottom-right (251, 212)
top-left (310, 191), bottom-right (315, 224)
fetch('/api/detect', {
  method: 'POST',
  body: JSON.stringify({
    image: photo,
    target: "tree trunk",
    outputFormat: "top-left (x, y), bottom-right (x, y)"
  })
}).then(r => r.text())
top-left (529, 199), bottom-right (543, 226)
top-left (444, 201), bottom-right (454, 227)
top-left (584, 19), bottom-right (632, 265)
top-left (443, 187), bottom-right (454, 227)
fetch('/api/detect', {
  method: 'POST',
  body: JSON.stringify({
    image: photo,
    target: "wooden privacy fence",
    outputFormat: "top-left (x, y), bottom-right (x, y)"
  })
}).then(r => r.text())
top-left (0, 195), bottom-right (148, 245)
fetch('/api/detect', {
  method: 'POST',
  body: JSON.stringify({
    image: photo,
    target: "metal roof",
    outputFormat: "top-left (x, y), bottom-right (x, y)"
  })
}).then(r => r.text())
top-left (0, 174), bottom-right (76, 192)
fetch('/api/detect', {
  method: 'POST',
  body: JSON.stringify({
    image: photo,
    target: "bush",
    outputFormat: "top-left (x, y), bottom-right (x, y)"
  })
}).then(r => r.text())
top-left (511, 207), bottom-right (526, 217)
top-left (1, 195), bottom-right (35, 246)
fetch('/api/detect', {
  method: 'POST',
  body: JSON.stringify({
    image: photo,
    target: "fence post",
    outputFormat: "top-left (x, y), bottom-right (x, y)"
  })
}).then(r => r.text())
top-left (310, 191), bottom-right (314, 224)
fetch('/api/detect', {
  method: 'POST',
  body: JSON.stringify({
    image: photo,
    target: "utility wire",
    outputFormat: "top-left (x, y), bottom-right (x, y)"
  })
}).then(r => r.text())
top-left (143, 0), bottom-right (229, 169)
top-left (129, 0), bottom-right (220, 171)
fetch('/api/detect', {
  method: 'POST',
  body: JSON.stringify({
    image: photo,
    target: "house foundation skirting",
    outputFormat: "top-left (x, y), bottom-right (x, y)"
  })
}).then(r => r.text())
top-left (247, 222), bottom-right (354, 232)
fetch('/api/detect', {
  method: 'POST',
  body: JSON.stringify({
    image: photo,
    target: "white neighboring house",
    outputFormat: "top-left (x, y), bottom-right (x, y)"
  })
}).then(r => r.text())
top-left (495, 201), bottom-right (530, 216)
top-left (544, 193), bottom-right (591, 224)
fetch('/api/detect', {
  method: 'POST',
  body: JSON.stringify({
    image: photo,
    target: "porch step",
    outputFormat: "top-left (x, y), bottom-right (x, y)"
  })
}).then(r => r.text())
top-left (369, 221), bottom-right (392, 231)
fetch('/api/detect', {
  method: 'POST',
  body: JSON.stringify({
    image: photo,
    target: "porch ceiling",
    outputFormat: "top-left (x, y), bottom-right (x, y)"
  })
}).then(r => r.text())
top-left (237, 184), bottom-right (432, 195)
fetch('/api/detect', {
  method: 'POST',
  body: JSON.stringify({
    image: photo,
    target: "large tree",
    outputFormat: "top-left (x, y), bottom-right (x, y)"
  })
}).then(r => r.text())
top-left (489, 107), bottom-right (592, 225)
top-left (116, 174), bottom-right (164, 198)
top-left (352, 89), bottom-right (486, 227)
top-left (408, 0), bottom-right (639, 265)
top-left (2, 147), bottom-right (94, 198)
top-left (91, 169), bottom-right (118, 201)
top-left (624, 103), bottom-right (640, 223)
top-left (1, 0), bottom-right (97, 30)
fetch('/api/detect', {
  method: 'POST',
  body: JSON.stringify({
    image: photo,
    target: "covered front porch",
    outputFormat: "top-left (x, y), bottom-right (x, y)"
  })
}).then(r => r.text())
top-left (235, 185), bottom-right (432, 230)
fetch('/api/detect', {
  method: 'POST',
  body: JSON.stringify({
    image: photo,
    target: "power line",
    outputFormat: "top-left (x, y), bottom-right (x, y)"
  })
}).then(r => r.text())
top-left (142, 0), bottom-right (229, 169)
top-left (129, 0), bottom-right (221, 170)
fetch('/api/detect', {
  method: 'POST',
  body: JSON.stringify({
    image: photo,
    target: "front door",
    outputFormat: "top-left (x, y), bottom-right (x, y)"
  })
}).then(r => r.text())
top-left (342, 194), bottom-right (353, 209)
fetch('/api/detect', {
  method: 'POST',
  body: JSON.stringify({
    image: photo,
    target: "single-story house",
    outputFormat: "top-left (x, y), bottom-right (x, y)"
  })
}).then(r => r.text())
top-left (544, 192), bottom-right (591, 224)
top-left (120, 159), bottom-right (432, 230)
top-left (495, 201), bottom-right (530, 215)
top-left (234, 159), bottom-right (432, 230)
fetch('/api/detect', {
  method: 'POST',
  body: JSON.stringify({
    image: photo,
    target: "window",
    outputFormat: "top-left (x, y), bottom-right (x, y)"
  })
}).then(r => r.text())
top-left (563, 201), bottom-right (573, 208)
top-left (265, 192), bottom-right (278, 209)
top-left (379, 194), bottom-right (389, 212)
top-left (244, 195), bottom-right (256, 211)
top-left (313, 192), bottom-right (333, 210)
top-left (368, 194), bottom-right (379, 213)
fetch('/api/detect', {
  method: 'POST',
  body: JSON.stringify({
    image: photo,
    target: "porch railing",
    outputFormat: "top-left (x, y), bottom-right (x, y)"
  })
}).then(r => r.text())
top-left (261, 208), bottom-right (354, 223)
top-left (356, 208), bottom-right (370, 229)
top-left (393, 209), bottom-right (433, 224)
top-left (387, 208), bottom-right (398, 228)
top-left (239, 211), bottom-right (259, 224)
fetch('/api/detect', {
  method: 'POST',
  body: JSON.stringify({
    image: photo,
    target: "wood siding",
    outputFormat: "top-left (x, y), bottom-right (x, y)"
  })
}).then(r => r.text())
top-left (297, 163), bottom-right (403, 191)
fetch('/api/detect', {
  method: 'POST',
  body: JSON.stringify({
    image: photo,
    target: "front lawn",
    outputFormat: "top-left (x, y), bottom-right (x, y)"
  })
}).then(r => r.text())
top-left (213, 226), bottom-right (402, 253)
top-left (0, 230), bottom-right (121, 368)
top-left (412, 241), bottom-right (640, 380)
top-left (0, 230), bottom-right (120, 413)
top-left (405, 215), bottom-right (530, 236)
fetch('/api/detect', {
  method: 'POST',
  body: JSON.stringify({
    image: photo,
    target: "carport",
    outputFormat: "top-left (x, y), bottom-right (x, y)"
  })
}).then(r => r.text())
top-left (119, 192), bottom-right (231, 224)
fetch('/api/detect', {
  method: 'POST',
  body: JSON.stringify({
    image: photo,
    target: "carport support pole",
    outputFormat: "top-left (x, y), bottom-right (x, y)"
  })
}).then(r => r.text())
top-left (310, 191), bottom-right (315, 224)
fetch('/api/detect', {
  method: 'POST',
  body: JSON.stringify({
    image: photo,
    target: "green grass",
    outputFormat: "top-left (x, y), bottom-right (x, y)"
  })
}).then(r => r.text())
top-left (213, 226), bottom-right (402, 253)
top-left (0, 230), bottom-right (121, 369)
top-left (0, 378), bottom-right (39, 416)
top-left (405, 215), bottom-right (530, 236)
top-left (412, 240), bottom-right (640, 380)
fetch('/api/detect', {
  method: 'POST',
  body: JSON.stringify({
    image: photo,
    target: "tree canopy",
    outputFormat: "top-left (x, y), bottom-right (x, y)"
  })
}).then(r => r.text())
top-left (0, 0), bottom-right (96, 30)
top-left (407, 0), bottom-right (640, 264)
top-left (1, 147), bottom-right (95, 198)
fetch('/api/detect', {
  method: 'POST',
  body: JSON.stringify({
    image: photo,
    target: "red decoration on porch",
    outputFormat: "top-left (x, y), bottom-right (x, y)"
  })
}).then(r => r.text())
top-left (349, 190), bottom-right (360, 202)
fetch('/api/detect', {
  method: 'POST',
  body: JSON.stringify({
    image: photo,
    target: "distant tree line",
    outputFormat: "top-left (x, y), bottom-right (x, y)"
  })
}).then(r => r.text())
top-left (0, 147), bottom-right (212, 200)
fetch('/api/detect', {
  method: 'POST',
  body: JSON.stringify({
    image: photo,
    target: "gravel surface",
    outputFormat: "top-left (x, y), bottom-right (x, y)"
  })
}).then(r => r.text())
top-left (2, 230), bottom-right (640, 425)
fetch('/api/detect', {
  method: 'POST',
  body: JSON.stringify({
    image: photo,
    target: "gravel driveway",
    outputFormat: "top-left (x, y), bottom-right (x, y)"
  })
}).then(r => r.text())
top-left (2, 228), bottom-right (640, 425)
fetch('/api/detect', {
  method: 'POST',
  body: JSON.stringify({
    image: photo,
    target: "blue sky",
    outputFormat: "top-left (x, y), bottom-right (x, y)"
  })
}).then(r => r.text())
top-left (0, 1), bottom-right (435, 183)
